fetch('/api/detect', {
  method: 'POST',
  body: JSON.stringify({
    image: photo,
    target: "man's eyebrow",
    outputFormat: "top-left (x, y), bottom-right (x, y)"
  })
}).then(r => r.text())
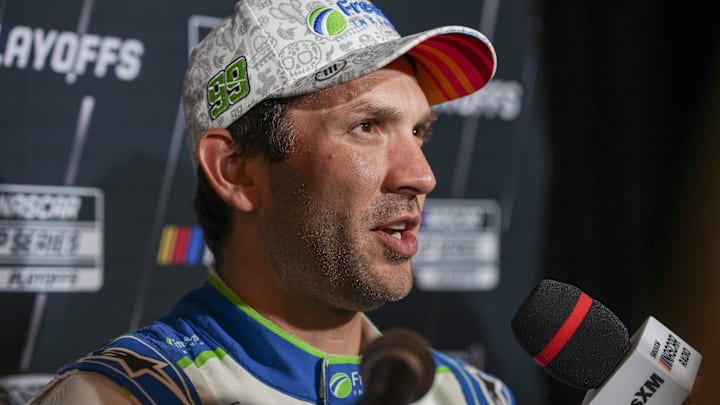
top-left (423, 111), bottom-right (439, 125)
top-left (347, 103), bottom-right (402, 119)
top-left (345, 104), bottom-right (438, 124)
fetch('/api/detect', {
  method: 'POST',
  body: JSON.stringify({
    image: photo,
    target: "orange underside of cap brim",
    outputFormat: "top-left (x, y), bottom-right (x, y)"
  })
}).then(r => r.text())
top-left (408, 33), bottom-right (494, 105)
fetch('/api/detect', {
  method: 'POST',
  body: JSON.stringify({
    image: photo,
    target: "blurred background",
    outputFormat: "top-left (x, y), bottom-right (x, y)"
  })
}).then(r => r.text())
top-left (0, 0), bottom-right (718, 403)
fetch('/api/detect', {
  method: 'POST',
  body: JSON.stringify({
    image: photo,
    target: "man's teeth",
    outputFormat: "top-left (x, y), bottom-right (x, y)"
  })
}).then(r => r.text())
top-left (387, 223), bottom-right (406, 239)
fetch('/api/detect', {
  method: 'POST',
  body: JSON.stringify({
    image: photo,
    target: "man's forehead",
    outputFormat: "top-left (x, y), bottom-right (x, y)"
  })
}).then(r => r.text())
top-left (293, 76), bottom-right (380, 109)
top-left (291, 60), bottom-right (421, 111)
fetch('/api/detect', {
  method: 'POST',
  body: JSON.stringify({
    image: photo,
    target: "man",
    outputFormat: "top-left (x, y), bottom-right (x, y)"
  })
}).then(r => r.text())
top-left (31, 0), bottom-right (514, 403)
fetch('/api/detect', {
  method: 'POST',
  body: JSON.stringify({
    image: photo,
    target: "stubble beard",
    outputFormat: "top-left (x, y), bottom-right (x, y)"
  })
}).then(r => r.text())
top-left (262, 163), bottom-right (415, 313)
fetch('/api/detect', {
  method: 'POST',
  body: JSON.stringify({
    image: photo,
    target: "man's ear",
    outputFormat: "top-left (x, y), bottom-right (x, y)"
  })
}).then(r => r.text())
top-left (196, 128), bottom-right (265, 212)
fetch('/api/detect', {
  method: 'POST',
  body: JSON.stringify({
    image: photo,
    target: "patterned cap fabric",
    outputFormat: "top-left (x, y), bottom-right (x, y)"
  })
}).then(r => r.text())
top-left (183, 0), bottom-right (497, 164)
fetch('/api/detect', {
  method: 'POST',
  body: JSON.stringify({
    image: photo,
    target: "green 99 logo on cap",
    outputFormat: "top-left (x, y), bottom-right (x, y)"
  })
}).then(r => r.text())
top-left (207, 56), bottom-right (250, 120)
top-left (307, 7), bottom-right (348, 37)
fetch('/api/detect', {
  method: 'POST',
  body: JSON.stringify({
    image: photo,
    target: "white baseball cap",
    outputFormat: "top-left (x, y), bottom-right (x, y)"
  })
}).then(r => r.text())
top-left (183, 0), bottom-right (497, 163)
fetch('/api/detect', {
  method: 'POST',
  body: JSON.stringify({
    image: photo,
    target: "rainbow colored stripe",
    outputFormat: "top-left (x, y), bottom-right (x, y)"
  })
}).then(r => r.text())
top-left (659, 355), bottom-right (673, 371)
top-left (157, 225), bottom-right (205, 266)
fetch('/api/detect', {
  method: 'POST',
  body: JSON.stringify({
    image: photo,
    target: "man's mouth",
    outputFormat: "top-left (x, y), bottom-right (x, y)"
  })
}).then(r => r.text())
top-left (383, 222), bottom-right (408, 240)
top-left (372, 217), bottom-right (421, 257)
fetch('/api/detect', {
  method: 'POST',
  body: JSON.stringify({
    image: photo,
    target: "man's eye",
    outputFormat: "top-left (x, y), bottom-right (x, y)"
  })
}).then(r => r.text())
top-left (350, 121), bottom-right (376, 137)
top-left (413, 126), bottom-right (433, 143)
top-left (357, 122), bottom-right (373, 132)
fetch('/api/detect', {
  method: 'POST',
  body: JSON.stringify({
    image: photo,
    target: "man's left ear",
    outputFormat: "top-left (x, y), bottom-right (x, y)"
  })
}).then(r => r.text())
top-left (196, 128), bottom-right (265, 212)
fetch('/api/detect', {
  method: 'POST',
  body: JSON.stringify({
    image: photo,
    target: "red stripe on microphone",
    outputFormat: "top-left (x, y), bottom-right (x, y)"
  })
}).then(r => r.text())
top-left (533, 292), bottom-right (592, 367)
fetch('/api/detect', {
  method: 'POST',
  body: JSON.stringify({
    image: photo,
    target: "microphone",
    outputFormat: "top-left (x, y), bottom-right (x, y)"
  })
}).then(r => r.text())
top-left (356, 328), bottom-right (435, 405)
top-left (511, 279), bottom-right (702, 404)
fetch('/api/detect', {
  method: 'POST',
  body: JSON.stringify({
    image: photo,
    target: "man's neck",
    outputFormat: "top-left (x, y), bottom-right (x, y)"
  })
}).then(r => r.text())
top-left (264, 309), bottom-right (367, 356)
top-left (220, 267), bottom-right (368, 356)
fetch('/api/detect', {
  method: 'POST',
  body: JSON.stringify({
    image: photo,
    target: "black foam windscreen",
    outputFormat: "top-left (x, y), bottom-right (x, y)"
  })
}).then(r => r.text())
top-left (359, 328), bottom-right (435, 405)
top-left (511, 279), bottom-right (631, 389)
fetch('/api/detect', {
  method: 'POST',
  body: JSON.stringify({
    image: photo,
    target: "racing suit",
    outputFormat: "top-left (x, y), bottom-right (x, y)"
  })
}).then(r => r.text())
top-left (32, 273), bottom-right (515, 404)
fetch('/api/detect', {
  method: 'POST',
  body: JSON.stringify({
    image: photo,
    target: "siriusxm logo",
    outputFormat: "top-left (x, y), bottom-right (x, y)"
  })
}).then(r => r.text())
top-left (0, 25), bottom-right (144, 84)
top-left (630, 373), bottom-right (664, 405)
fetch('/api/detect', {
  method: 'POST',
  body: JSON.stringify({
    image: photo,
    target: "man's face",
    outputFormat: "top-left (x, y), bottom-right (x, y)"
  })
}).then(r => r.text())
top-left (261, 60), bottom-right (437, 313)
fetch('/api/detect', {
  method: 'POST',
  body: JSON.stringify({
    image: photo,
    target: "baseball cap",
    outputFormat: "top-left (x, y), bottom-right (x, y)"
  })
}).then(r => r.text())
top-left (183, 0), bottom-right (497, 163)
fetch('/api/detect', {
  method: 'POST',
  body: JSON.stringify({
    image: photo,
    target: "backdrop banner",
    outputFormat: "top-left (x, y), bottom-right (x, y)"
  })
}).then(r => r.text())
top-left (0, 0), bottom-right (547, 403)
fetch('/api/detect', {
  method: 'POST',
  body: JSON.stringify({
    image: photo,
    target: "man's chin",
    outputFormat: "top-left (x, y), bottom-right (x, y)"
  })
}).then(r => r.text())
top-left (366, 275), bottom-right (414, 307)
top-left (336, 280), bottom-right (414, 313)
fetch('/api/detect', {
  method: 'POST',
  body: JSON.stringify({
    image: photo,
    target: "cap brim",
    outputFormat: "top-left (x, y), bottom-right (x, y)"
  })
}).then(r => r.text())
top-left (276, 25), bottom-right (496, 105)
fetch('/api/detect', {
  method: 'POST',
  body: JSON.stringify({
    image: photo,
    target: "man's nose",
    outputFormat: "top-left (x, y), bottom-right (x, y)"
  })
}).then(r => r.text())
top-left (382, 136), bottom-right (437, 197)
